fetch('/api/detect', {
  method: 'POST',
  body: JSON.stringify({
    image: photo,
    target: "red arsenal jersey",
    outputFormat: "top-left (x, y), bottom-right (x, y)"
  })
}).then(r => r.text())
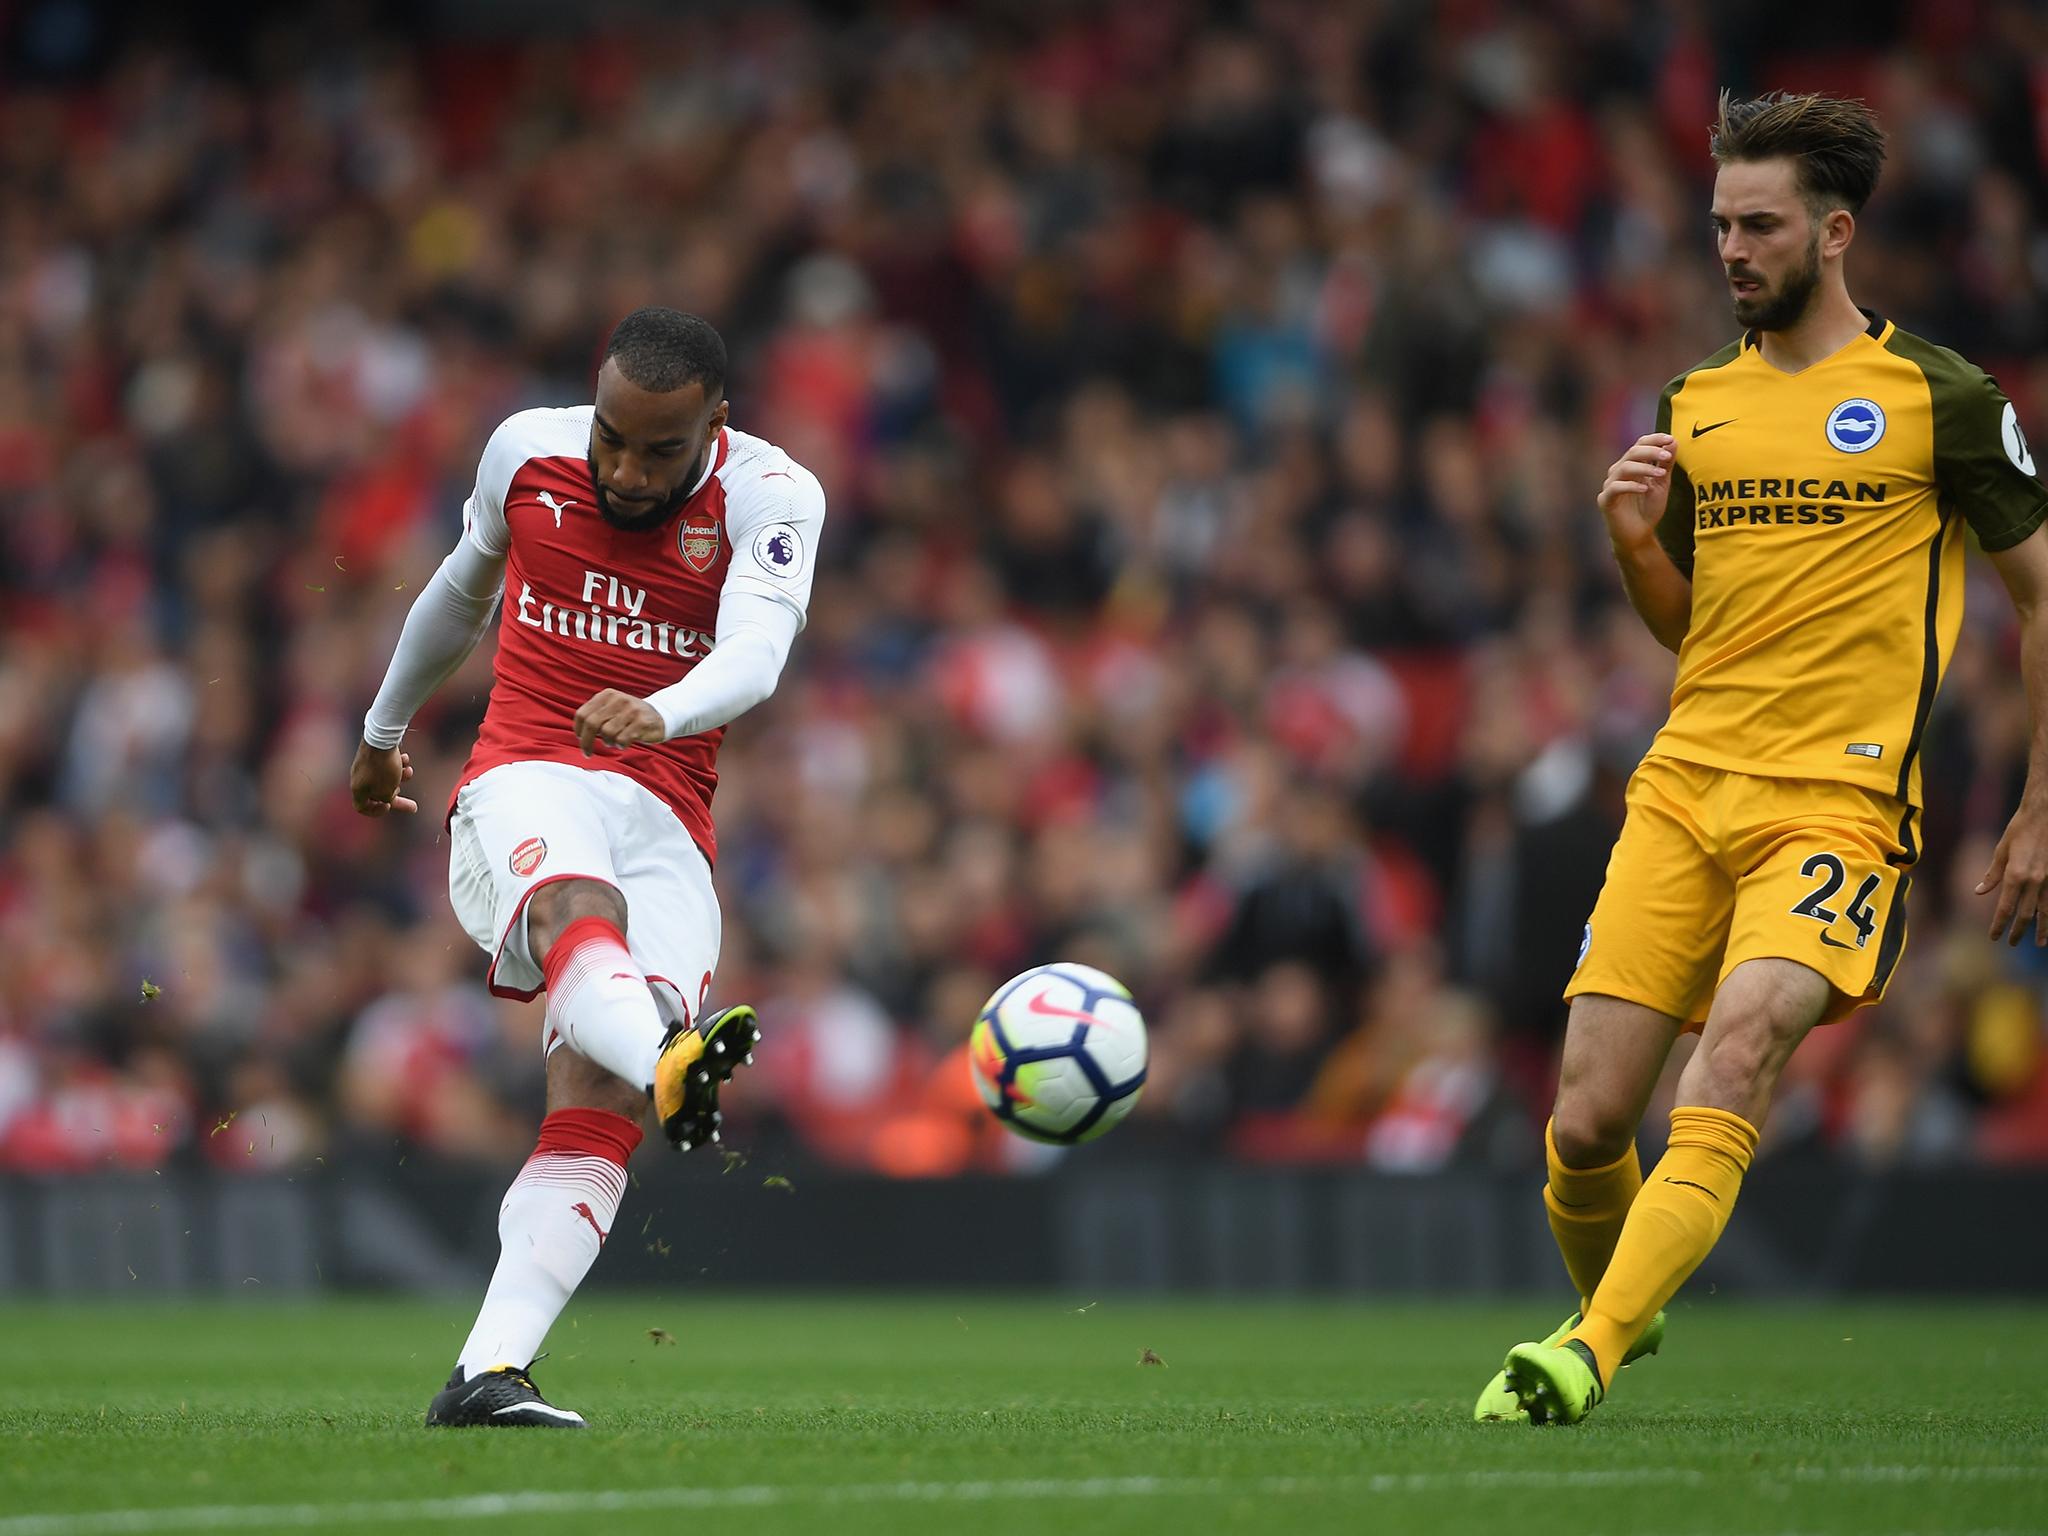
top-left (449, 407), bottom-right (824, 865)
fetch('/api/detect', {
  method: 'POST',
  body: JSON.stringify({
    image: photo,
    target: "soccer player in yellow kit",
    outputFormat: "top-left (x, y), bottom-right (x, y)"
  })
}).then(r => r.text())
top-left (1477, 92), bottom-right (2048, 1425)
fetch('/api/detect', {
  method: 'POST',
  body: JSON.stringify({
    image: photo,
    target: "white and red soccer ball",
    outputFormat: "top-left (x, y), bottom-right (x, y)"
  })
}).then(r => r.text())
top-left (968, 963), bottom-right (1148, 1145)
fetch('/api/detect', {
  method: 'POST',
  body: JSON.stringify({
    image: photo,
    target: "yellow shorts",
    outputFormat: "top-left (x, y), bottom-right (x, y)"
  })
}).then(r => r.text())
top-left (1565, 755), bottom-right (1915, 1027)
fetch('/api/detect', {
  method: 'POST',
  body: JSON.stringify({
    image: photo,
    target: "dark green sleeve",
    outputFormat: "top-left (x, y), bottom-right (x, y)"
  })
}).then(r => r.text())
top-left (1917, 347), bottom-right (2048, 551)
top-left (1652, 380), bottom-right (1697, 578)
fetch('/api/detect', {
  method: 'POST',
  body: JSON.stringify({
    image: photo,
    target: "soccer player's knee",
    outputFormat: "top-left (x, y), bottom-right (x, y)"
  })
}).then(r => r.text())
top-left (1691, 1024), bottom-right (1789, 1102)
top-left (526, 878), bottom-right (628, 959)
top-left (1549, 1099), bottom-right (1637, 1169)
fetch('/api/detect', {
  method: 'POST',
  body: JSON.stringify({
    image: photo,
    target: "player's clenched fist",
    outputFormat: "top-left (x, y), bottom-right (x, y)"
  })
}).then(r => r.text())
top-left (1598, 432), bottom-right (1676, 551)
top-left (350, 741), bottom-right (417, 816)
top-left (574, 689), bottom-right (666, 755)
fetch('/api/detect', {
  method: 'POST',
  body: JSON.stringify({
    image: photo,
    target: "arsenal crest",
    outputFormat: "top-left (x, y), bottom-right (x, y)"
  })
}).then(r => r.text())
top-left (679, 516), bottom-right (720, 573)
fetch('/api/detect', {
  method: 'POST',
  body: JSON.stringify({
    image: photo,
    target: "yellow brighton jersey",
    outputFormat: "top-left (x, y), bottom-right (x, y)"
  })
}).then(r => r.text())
top-left (1650, 312), bottom-right (2047, 809)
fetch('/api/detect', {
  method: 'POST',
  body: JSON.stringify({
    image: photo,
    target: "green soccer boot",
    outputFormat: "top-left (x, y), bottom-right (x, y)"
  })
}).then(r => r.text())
top-left (1472, 1309), bottom-right (1664, 1423)
top-left (1501, 1335), bottom-right (1604, 1426)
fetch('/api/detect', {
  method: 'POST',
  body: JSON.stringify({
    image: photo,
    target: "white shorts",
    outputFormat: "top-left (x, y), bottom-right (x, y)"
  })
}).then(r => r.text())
top-left (447, 761), bottom-right (722, 1054)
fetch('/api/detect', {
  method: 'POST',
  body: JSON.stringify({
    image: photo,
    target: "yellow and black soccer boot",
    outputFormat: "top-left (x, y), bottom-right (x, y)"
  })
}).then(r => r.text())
top-left (425, 1363), bottom-right (584, 1428)
top-left (1474, 1308), bottom-right (1663, 1422)
top-left (652, 1004), bottom-right (760, 1151)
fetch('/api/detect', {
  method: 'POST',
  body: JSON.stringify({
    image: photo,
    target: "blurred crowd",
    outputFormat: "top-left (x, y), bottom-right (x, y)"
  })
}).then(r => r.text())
top-left (4, 0), bottom-right (2048, 1180)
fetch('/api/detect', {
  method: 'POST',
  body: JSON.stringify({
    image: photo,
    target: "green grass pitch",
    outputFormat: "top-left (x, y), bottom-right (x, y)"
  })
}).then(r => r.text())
top-left (2, 1296), bottom-right (2043, 1535)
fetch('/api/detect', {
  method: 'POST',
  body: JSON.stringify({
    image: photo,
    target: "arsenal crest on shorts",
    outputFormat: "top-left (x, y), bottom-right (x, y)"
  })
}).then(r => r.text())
top-left (678, 516), bottom-right (720, 573)
top-left (509, 836), bottom-right (548, 877)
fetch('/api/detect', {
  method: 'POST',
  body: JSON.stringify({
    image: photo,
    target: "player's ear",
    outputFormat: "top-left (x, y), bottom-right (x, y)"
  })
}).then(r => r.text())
top-left (709, 398), bottom-right (730, 432)
top-left (1821, 206), bottom-right (1854, 261)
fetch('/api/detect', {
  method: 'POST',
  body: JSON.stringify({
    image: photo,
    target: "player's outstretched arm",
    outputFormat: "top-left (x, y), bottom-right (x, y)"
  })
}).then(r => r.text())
top-left (351, 535), bottom-right (506, 817)
top-left (1600, 432), bottom-right (1692, 653)
top-left (573, 592), bottom-right (801, 755)
top-left (1979, 526), bottom-right (2048, 945)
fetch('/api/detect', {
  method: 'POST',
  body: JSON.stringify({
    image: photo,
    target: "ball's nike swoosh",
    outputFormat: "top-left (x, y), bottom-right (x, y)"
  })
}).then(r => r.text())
top-left (1027, 990), bottom-right (1124, 1031)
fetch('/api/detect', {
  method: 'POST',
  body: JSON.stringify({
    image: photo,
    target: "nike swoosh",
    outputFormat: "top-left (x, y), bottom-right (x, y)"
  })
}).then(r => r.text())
top-left (1692, 419), bottom-right (1736, 438)
top-left (1663, 1178), bottom-right (1719, 1200)
top-left (492, 1401), bottom-right (584, 1423)
top-left (1026, 989), bottom-right (1122, 1031)
top-left (1818, 933), bottom-right (1856, 950)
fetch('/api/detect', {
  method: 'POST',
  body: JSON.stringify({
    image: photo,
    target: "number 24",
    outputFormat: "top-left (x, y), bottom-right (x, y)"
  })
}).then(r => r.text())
top-left (1789, 853), bottom-right (1879, 948)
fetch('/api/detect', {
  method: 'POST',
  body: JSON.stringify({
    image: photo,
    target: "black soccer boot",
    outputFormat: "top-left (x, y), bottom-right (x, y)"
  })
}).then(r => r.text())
top-left (424, 1363), bottom-right (585, 1428)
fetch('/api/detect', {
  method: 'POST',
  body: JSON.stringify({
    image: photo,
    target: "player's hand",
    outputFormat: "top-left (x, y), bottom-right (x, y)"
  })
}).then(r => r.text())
top-left (573, 690), bottom-right (666, 755)
top-left (349, 740), bottom-right (417, 817)
top-left (1598, 433), bottom-right (1676, 552)
top-left (1978, 799), bottom-right (2048, 945)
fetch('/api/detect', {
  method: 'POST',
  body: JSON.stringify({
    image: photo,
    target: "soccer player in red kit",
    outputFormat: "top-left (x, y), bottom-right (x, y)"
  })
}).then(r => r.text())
top-left (349, 308), bottom-right (824, 1427)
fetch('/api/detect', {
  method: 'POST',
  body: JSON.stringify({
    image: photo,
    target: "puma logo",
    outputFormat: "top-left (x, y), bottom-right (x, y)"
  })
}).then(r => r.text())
top-left (571, 1201), bottom-right (609, 1241)
top-left (537, 491), bottom-right (578, 528)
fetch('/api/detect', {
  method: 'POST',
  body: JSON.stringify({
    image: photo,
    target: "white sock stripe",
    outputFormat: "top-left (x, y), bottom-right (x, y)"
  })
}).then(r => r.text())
top-left (517, 1152), bottom-right (629, 1176)
top-left (551, 937), bottom-right (643, 998)
top-left (511, 1165), bottom-right (627, 1198)
top-left (509, 1180), bottom-right (626, 1205)
top-left (534, 921), bottom-right (668, 1102)
top-left (509, 1180), bottom-right (626, 1208)
top-left (557, 950), bottom-right (626, 993)
top-left (513, 1162), bottom-right (627, 1184)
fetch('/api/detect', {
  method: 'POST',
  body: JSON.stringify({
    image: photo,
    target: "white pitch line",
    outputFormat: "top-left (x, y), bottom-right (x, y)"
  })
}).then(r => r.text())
top-left (2, 1465), bottom-right (2042, 1536)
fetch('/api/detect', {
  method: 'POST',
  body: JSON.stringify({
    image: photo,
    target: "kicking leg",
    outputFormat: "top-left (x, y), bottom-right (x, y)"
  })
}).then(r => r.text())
top-left (525, 875), bottom-right (758, 1150)
top-left (528, 878), bottom-right (668, 1092)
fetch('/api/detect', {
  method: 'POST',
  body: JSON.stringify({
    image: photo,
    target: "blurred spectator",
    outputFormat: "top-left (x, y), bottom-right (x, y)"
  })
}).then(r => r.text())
top-left (1, 1), bottom-right (2046, 1177)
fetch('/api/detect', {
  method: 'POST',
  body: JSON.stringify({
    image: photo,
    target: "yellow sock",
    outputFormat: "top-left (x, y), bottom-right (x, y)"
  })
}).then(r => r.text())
top-left (1566, 1106), bottom-right (1759, 1386)
top-left (1542, 1119), bottom-right (1642, 1310)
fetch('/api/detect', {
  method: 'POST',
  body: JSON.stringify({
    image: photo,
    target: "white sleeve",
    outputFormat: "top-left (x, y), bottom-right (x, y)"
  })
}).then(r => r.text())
top-left (645, 590), bottom-right (801, 740)
top-left (361, 536), bottom-right (506, 748)
top-left (719, 459), bottom-right (825, 626)
top-left (459, 415), bottom-right (532, 559)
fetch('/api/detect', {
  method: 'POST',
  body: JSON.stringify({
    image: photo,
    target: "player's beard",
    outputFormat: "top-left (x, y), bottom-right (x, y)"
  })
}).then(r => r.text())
top-left (588, 452), bottom-right (692, 532)
top-left (1730, 233), bottom-right (1821, 333)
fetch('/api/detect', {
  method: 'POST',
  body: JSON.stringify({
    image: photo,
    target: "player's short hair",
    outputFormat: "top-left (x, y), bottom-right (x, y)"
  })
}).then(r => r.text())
top-left (1710, 90), bottom-right (1887, 218)
top-left (602, 307), bottom-right (727, 398)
